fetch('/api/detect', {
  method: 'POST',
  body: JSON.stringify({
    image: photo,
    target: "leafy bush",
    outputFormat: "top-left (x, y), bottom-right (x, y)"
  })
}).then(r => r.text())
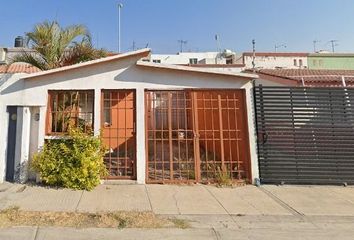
top-left (32, 128), bottom-right (107, 190)
top-left (215, 165), bottom-right (233, 187)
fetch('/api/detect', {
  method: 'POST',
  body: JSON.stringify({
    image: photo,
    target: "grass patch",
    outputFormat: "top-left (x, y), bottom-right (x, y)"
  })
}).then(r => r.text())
top-left (0, 206), bottom-right (189, 229)
top-left (169, 218), bottom-right (190, 229)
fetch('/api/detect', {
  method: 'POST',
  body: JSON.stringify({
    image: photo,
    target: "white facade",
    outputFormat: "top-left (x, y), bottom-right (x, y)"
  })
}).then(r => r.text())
top-left (0, 49), bottom-right (259, 184)
top-left (151, 51), bottom-right (243, 65)
top-left (243, 53), bottom-right (308, 69)
top-left (151, 52), bottom-right (221, 64)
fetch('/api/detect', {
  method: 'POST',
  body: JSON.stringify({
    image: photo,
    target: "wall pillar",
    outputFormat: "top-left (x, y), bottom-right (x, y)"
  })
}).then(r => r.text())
top-left (244, 82), bottom-right (259, 183)
top-left (94, 89), bottom-right (101, 136)
top-left (136, 88), bottom-right (146, 184)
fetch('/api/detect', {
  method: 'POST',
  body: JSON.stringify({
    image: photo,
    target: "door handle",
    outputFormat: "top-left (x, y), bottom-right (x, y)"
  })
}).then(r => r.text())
top-left (262, 132), bottom-right (268, 144)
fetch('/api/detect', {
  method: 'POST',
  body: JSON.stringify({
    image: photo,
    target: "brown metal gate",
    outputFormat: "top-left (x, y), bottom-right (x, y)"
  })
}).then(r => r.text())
top-left (102, 90), bottom-right (136, 179)
top-left (145, 90), bottom-right (251, 183)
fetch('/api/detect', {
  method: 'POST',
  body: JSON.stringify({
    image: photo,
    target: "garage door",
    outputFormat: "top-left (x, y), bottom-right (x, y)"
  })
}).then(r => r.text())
top-left (255, 86), bottom-right (354, 185)
top-left (145, 90), bottom-right (251, 183)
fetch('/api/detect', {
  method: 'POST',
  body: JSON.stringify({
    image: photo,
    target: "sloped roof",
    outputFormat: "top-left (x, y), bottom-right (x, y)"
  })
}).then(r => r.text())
top-left (256, 69), bottom-right (354, 86)
top-left (137, 61), bottom-right (258, 79)
top-left (0, 63), bottom-right (41, 74)
top-left (22, 48), bottom-right (257, 81)
top-left (24, 48), bottom-right (151, 80)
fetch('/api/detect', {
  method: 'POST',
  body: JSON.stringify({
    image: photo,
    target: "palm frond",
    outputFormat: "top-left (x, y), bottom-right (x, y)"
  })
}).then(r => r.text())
top-left (18, 20), bottom-right (105, 70)
top-left (10, 51), bottom-right (48, 70)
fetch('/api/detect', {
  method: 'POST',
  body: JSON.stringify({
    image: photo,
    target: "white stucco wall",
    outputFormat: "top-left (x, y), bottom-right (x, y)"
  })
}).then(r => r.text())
top-left (244, 55), bottom-right (308, 69)
top-left (0, 55), bottom-right (259, 184)
top-left (0, 73), bottom-right (28, 181)
top-left (151, 52), bottom-right (222, 65)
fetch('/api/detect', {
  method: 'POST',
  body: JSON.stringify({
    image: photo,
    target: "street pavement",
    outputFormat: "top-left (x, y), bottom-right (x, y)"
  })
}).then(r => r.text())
top-left (1, 183), bottom-right (354, 239)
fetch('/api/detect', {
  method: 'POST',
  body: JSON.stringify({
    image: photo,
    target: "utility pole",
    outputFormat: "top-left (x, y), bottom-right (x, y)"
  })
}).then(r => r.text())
top-left (118, 3), bottom-right (123, 53)
top-left (178, 40), bottom-right (187, 52)
top-left (329, 40), bottom-right (338, 53)
top-left (132, 41), bottom-right (136, 51)
top-left (215, 34), bottom-right (221, 53)
top-left (252, 39), bottom-right (256, 72)
top-left (274, 43), bottom-right (286, 52)
top-left (313, 40), bottom-right (320, 53)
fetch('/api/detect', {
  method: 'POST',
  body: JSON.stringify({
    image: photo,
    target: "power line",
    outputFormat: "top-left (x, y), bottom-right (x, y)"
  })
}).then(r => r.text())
top-left (274, 43), bottom-right (286, 52)
top-left (329, 40), bottom-right (339, 53)
top-left (313, 40), bottom-right (321, 52)
top-left (178, 40), bottom-right (187, 52)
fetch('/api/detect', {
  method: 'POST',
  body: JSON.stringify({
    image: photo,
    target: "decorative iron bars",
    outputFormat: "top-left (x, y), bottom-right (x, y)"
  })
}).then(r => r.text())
top-left (102, 90), bottom-right (136, 179)
top-left (145, 90), bottom-right (250, 183)
top-left (47, 90), bottom-right (94, 134)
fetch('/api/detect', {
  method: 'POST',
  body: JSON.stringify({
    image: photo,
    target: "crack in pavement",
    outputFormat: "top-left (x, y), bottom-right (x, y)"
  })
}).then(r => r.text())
top-left (74, 191), bottom-right (84, 212)
top-left (172, 189), bottom-right (181, 215)
top-left (144, 185), bottom-right (154, 212)
top-left (259, 186), bottom-right (304, 216)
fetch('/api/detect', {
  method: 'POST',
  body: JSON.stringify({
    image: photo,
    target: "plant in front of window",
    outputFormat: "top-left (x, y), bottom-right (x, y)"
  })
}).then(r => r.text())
top-left (32, 127), bottom-right (108, 191)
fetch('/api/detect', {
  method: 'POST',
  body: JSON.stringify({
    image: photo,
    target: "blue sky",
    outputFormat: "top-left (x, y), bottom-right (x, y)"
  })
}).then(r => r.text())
top-left (1, 0), bottom-right (353, 53)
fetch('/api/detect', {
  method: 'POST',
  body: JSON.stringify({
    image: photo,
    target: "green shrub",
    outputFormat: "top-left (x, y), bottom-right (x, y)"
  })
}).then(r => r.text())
top-left (215, 165), bottom-right (233, 187)
top-left (32, 128), bottom-right (107, 191)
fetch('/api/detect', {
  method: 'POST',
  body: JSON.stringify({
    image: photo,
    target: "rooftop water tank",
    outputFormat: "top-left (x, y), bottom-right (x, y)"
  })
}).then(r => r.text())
top-left (14, 36), bottom-right (24, 48)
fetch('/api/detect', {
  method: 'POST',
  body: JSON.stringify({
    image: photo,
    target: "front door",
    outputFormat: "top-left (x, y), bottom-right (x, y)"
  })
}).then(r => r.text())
top-left (101, 90), bottom-right (136, 179)
top-left (6, 106), bottom-right (18, 182)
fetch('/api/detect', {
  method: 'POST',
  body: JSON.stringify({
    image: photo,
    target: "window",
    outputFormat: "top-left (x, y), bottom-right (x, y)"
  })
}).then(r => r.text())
top-left (189, 58), bottom-right (198, 64)
top-left (47, 90), bottom-right (94, 134)
top-left (293, 59), bottom-right (297, 66)
top-left (226, 58), bottom-right (233, 64)
top-left (299, 59), bottom-right (303, 66)
top-left (152, 59), bottom-right (161, 63)
top-left (313, 59), bottom-right (317, 66)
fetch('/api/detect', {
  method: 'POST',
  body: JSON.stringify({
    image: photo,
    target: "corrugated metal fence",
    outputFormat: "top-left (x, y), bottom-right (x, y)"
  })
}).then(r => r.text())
top-left (255, 85), bottom-right (354, 185)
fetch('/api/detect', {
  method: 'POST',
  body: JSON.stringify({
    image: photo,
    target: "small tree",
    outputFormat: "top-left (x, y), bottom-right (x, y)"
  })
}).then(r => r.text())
top-left (10, 21), bottom-right (107, 70)
top-left (32, 128), bottom-right (107, 190)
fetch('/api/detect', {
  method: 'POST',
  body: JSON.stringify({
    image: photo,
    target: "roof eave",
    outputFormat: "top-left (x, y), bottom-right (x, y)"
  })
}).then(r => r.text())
top-left (136, 61), bottom-right (258, 79)
top-left (23, 48), bottom-right (151, 80)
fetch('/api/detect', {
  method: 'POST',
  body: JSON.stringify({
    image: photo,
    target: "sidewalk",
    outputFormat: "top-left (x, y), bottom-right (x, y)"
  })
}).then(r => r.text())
top-left (1, 183), bottom-right (354, 216)
top-left (1, 183), bottom-right (354, 239)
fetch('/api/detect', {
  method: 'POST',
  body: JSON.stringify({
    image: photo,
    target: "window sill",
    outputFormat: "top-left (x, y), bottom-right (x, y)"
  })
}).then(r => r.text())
top-left (44, 135), bottom-right (70, 140)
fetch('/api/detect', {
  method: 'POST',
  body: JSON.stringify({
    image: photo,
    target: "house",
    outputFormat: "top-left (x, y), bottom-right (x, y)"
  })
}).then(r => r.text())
top-left (0, 63), bottom-right (41, 182)
top-left (254, 69), bottom-right (354, 87)
top-left (243, 52), bottom-right (308, 70)
top-left (0, 49), bottom-right (259, 185)
top-left (252, 68), bottom-right (354, 185)
top-left (150, 50), bottom-right (245, 73)
top-left (151, 50), bottom-right (243, 65)
top-left (308, 53), bottom-right (354, 70)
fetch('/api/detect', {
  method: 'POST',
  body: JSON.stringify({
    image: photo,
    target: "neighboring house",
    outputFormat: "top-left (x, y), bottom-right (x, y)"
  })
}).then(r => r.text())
top-left (308, 53), bottom-right (354, 70)
top-left (1, 36), bottom-right (37, 64)
top-left (151, 50), bottom-right (245, 73)
top-left (243, 52), bottom-right (308, 70)
top-left (254, 69), bottom-right (354, 87)
top-left (0, 49), bottom-right (259, 185)
top-left (0, 63), bottom-right (41, 182)
top-left (253, 69), bottom-right (354, 185)
top-left (151, 50), bottom-right (243, 65)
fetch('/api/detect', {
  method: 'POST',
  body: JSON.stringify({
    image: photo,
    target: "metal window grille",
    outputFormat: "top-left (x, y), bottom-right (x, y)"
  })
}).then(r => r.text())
top-left (47, 90), bottom-right (94, 134)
